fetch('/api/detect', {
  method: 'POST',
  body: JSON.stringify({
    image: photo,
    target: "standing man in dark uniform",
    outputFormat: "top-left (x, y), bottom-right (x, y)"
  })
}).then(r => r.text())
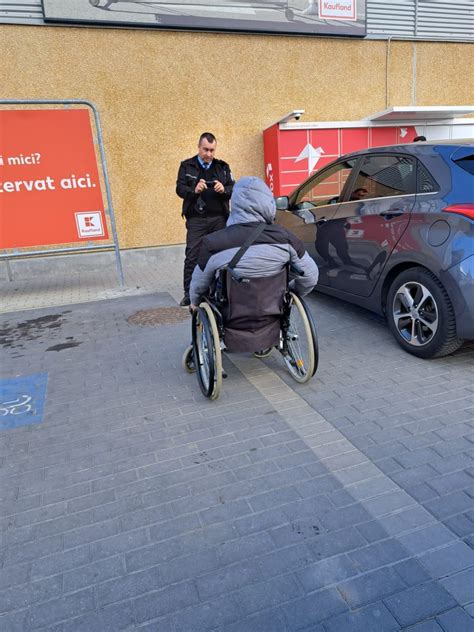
top-left (176, 132), bottom-right (234, 306)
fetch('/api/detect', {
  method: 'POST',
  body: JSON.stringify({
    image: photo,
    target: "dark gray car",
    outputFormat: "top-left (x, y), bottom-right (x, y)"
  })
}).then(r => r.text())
top-left (275, 141), bottom-right (474, 358)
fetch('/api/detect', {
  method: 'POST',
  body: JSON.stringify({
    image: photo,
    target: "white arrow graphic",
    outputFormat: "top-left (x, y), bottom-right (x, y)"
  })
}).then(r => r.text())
top-left (295, 143), bottom-right (325, 173)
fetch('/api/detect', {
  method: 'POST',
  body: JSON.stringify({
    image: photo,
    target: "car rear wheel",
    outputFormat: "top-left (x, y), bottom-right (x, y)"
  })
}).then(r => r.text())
top-left (386, 267), bottom-right (462, 359)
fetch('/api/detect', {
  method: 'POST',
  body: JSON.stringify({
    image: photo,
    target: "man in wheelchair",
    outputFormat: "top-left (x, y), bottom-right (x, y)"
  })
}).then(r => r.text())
top-left (184, 177), bottom-right (319, 398)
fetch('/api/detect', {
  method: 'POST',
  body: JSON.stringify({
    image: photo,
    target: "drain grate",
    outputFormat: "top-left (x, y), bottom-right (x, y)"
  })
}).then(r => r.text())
top-left (127, 307), bottom-right (191, 327)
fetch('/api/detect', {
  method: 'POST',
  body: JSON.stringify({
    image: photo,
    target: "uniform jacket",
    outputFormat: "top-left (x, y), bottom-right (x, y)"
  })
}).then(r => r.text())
top-left (176, 156), bottom-right (234, 219)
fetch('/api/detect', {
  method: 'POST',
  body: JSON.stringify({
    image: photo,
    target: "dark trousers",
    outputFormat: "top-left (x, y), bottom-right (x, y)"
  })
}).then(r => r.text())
top-left (183, 215), bottom-right (227, 295)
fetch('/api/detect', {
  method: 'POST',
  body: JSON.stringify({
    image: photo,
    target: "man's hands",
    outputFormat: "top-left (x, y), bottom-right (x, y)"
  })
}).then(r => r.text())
top-left (194, 179), bottom-right (207, 194)
top-left (194, 179), bottom-right (224, 194)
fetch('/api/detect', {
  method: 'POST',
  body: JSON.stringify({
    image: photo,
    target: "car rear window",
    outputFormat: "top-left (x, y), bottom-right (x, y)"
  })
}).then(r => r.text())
top-left (417, 162), bottom-right (438, 193)
top-left (350, 155), bottom-right (416, 200)
top-left (454, 155), bottom-right (474, 175)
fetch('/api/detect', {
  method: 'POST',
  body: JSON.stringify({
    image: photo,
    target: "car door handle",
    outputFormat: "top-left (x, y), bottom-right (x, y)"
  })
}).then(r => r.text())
top-left (379, 210), bottom-right (404, 218)
top-left (316, 217), bottom-right (329, 225)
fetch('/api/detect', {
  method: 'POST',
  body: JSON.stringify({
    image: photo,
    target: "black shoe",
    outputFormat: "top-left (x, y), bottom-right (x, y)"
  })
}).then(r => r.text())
top-left (180, 295), bottom-right (191, 307)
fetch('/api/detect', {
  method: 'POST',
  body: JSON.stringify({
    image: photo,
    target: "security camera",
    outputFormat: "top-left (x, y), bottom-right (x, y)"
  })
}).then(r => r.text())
top-left (278, 109), bottom-right (305, 125)
top-left (292, 109), bottom-right (305, 121)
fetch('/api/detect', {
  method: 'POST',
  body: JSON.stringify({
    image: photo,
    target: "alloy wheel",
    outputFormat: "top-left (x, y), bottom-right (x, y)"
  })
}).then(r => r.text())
top-left (392, 281), bottom-right (439, 346)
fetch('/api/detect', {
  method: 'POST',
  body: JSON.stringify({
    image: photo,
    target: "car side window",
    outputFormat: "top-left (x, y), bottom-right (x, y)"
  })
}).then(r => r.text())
top-left (348, 155), bottom-right (416, 201)
top-left (295, 160), bottom-right (356, 209)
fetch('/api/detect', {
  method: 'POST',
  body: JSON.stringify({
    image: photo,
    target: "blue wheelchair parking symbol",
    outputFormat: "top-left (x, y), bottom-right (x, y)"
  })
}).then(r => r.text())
top-left (0, 373), bottom-right (48, 430)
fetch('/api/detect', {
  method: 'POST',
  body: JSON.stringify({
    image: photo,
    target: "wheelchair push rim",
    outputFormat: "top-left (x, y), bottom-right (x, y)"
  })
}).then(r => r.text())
top-left (280, 292), bottom-right (318, 383)
top-left (192, 303), bottom-right (222, 400)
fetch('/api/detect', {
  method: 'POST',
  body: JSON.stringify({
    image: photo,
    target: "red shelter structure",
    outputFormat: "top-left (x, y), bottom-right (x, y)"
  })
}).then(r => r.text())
top-left (263, 106), bottom-right (474, 197)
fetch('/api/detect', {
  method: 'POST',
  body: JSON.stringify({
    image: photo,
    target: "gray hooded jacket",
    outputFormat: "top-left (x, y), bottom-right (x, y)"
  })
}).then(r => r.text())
top-left (189, 176), bottom-right (319, 305)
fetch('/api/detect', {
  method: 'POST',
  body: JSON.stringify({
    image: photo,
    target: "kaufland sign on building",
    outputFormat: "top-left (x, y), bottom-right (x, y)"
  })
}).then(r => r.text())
top-left (42, 0), bottom-right (366, 38)
top-left (319, 1), bottom-right (357, 20)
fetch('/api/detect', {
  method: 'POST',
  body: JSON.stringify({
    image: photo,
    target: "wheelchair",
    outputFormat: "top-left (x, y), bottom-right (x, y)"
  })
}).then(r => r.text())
top-left (182, 266), bottom-right (318, 400)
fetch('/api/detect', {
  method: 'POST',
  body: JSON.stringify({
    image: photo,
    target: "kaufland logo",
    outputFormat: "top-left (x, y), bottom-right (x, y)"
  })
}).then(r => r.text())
top-left (319, 0), bottom-right (356, 20)
top-left (75, 211), bottom-right (104, 238)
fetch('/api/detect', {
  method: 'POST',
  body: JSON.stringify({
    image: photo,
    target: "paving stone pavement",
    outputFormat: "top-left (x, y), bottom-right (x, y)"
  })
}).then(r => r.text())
top-left (0, 246), bottom-right (185, 314)
top-left (0, 286), bottom-right (473, 631)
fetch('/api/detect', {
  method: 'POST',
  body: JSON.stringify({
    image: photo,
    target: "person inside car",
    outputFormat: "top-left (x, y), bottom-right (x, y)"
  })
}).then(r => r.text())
top-left (350, 186), bottom-right (369, 200)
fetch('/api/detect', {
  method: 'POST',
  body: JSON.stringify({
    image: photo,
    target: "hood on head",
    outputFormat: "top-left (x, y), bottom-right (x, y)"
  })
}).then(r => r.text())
top-left (227, 176), bottom-right (276, 226)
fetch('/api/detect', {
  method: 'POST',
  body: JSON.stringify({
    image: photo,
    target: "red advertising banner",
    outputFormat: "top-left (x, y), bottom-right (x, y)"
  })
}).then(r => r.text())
top-left (0, 109), bottom-right (108, 249)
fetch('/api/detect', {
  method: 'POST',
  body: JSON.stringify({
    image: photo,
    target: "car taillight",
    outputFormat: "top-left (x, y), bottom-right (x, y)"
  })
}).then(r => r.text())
top-left (443, 204), bottom-right (474, 220)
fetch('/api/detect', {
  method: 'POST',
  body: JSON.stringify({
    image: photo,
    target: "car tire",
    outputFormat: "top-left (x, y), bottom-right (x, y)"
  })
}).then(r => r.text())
top-left (386, 267), bottom-right (462, 359)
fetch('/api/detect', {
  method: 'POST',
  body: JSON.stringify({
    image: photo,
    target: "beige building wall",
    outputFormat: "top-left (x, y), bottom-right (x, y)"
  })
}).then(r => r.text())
top-left (2, 26), bottom-right (473, 248)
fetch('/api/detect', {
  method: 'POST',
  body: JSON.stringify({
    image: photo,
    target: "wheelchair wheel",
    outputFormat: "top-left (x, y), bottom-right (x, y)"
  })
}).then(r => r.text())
top-left (182, 345), bottom-right (196, 374)
top-left (192, 303), bottom-right (222, 400)
top-left (281, 292), bottom-right (318, 383)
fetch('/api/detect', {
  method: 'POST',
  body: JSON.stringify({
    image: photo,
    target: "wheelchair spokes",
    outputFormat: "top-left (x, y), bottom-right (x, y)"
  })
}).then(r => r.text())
top-left (198, 323), bottom-right (211, 388)
top-left (185, 291), bottom-right (318, 400)
top-left (192, 304), bottom-right (222, 400)
top-left (280, 292), bottom-right (319, 383)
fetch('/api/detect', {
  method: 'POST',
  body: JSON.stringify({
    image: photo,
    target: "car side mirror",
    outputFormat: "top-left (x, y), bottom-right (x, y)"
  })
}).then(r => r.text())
top-left (275, 196), bottom-right (290, 211)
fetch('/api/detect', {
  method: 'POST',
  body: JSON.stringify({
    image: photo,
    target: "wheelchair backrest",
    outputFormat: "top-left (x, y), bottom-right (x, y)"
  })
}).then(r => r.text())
top-left (220, 267), bottom-right (288, 329)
